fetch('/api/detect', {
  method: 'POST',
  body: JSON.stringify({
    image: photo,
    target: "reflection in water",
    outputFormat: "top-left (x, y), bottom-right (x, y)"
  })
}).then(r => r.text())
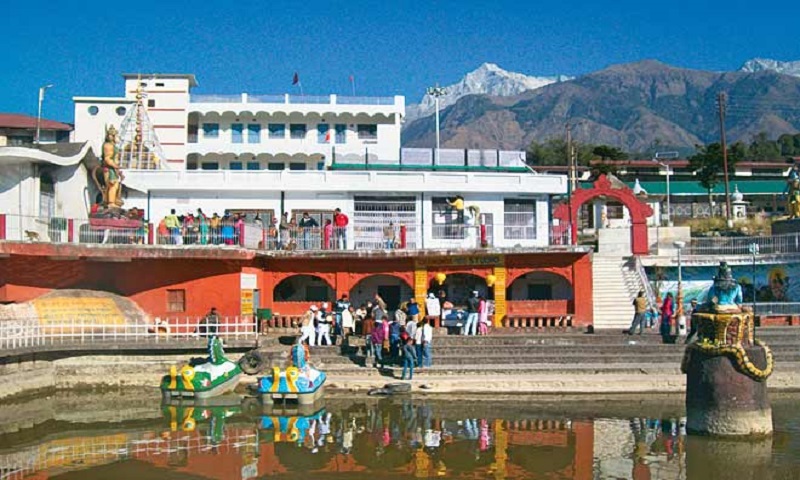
top-left (0, 395), bottom-right (798, 479)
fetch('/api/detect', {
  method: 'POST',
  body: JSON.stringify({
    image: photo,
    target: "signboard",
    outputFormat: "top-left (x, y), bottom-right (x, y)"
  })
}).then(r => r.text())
top-left (241, 273), bottom-right (258, 290)
top-left (32, 298), bottom-right (124, 325)
top-left (241, 290), bottom-right (254, 317)
top-left (415, 255), bottom-right (504, 268)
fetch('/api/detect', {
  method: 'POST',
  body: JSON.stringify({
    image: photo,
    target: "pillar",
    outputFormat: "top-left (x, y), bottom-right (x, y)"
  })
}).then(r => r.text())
top-left (630, 220), bottom-right (649, 255)
top-left (414, 267), bottom-right (427, 310)
top-left (572, 421), bottom-right (594, 480)
top-left (335, 271), bottom-right (351, 298)
top-left (491, 419), bottom-right (507, 480)
top-left (492, 266), bottom-right (507, 327)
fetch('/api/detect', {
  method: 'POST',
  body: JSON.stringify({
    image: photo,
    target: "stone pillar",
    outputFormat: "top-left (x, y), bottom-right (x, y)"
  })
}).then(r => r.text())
top-left (492, 266), bottom-right (507, 327)
top-left (685, 346), bottom-right (772, 436)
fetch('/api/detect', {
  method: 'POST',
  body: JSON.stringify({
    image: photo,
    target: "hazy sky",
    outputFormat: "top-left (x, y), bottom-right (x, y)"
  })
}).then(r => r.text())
top-left (4, 0), bottom-right (800, 122)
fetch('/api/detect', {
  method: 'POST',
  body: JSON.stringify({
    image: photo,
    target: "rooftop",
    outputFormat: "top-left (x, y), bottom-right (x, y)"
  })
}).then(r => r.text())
top-left (0, 113), bottom-right (72, 131)
top-left (122, 73), bottom-right (198, 87)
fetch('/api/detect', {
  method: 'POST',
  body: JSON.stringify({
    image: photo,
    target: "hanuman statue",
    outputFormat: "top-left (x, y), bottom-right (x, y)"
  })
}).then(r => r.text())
top-left (101, 125), bottom-right (124, 208)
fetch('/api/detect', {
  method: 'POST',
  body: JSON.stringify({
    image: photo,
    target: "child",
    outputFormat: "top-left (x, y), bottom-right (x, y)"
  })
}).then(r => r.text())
top-left (401, 337), bottom-right (417, 380)
top-left (323, 219), bottom-right (333, 250)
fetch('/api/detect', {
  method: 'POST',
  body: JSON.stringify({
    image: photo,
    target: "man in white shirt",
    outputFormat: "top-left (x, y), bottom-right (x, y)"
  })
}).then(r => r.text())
top-left (298, 305), bottom-right (317, 347)
top-left (419, 317), bottom-right (433, 368)
top-left (425, 293), bottom-right (440, 318)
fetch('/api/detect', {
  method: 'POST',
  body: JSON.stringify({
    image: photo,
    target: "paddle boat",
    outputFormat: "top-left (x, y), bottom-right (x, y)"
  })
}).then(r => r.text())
top-left (161, 336), bottom-right (244, 400)
top-left (254, 344), bottom-right (326, 405)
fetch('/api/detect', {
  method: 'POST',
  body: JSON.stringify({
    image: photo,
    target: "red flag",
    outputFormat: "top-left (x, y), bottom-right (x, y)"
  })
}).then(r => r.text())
top-left (349, 75), bottom-right (354, 83)
top-left (325, 128), bottom-right (331, 143)
top-left (292, 72), bottom-right (299, 85)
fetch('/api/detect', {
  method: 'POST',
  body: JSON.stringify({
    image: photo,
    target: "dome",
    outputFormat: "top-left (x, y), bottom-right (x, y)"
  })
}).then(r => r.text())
top-left (731, 185), bottom-right (744, 203)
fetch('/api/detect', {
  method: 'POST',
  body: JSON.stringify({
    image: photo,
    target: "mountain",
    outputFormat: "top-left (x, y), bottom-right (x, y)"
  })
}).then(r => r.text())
top-left (741, 58), bottom-right (800, 77)
top-left (402, 60), bottom-right (800, 153)
top-left (405, 63), bottom-right (571, 122)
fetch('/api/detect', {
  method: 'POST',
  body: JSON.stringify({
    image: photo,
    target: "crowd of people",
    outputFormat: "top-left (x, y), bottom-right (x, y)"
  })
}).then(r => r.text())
top-left (295, 289), bottom-right (492, 379)
top-left (627, 290), bottom-right (700, 344)
top-left (157, 208), bottom-right (244, 245)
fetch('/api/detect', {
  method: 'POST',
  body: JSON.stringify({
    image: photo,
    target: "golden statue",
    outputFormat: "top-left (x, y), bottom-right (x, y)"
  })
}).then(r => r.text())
top-left (788, 179), bottom-right (800, 220)
top-left (101, 125), bottom-right (124, 208)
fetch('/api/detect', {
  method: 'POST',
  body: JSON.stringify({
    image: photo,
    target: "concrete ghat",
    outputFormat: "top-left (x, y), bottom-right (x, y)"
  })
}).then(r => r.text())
top-left (1, 352), bottom-right (799, 401)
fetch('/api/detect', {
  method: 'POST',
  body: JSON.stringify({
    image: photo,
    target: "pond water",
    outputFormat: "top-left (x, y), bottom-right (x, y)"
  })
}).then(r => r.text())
top-left (0, 390), bottom-right (798, 479)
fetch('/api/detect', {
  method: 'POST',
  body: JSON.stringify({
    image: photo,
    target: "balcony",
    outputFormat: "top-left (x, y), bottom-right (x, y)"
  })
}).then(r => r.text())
top-left (187, 93), bottom-right (403, 117)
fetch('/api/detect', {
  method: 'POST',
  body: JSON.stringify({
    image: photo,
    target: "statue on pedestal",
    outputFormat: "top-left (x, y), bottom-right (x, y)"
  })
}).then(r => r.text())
top-left (682, 261), bottom-right (774, 436)
top-left (786, 164), bottom-right (800, 219)
top-left (91, 125), bottom-right (125, 209)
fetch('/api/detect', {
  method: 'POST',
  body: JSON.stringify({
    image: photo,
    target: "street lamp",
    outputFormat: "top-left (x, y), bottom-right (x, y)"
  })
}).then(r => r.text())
top-left (749, 242), bottom-right (760, 336)
top-left (653, 151), bottom-right (678, 227)
top-left (35, 84), bottom-right (54, 145)
top-left (426, 85), bottom-right (446, 165)
top-left (674, 240), bottom-right (687, 336)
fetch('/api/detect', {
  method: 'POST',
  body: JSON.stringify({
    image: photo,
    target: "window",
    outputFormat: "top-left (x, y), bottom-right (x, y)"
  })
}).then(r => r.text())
top-left (201, 162), bottom-right (219, 170)
top-left (289, 162), bottom-right (306, 170)
top-left (306, 286), bottom-right (330, 302)
top-left (139, 82), bottom-right (147, 88)
top-left (317, 123), bottom-right (329, 144)
top-left (431, 196), bottom-right (464, 239)
top-left (247, 124), bottom-right (261, 143)
top-left (187, 123), bottom-right (198, 143)
top-left (247, 161), bottom-right (260, 170)
top-left (357, 124), bottom-right (377, 140)
top-left (268, 162), bottom-right (284, 171)
top-left (88, 105), bottom-right (99, 115)
top-left (335, 124), bottom-right (347, 144)
top-left (147, 99), bottom-right (156, 107)
top-left (231, 123), bottom-right (244, 143)
top-left (202, 123), bottom-right (219, 139)
top-left (155, 82), bottom-right (165, 87)
top-left (268, 123), bottom-right (285, 139)
top-left (504, 199), bottom-right (537, 240)
top-left (39, 173), bottom-right (55, 218)
top-left (8, 136), bottom-right (33, 146)
top-left (167, 289), bottom-right (186, 312)
top-left (317, 162), bottom-right (325, 170)
top-left (229, 161), bottom-right (243, 170)
top-left (115, 106), bottom-right (127, 116)
top-left (290, 124), bottom-right (307, 139)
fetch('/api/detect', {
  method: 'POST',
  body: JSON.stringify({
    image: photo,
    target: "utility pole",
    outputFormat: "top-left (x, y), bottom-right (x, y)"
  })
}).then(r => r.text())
top-left (566, 123), bottom-right (574, 245)
top-left (426, 85), bottom-right (446, 165)
top-left (718, 92), bottom-right (733, 227)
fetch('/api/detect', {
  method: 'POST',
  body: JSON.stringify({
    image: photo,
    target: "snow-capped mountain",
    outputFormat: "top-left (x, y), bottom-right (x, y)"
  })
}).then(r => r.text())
top-left (740, 58), bottom-right (800, 77)
top-left (405, 63), bottom-right (571, 122)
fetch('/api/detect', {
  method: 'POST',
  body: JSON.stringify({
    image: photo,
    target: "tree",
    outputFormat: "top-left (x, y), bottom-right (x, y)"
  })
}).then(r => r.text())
top-left (592, 145), bottom-right (628, 161)
top-left (526, 138), bottom-right (595, 167)
top-left (749, 132), bottom-right (781, 161)
top-left (688, 143), bottom-right (741, 214)
top-left (778, 133), bottom-right (796, 156)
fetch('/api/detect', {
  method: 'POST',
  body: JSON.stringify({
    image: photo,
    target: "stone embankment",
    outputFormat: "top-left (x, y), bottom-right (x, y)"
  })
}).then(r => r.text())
top-left (1, 328), bottom-right (798, 400)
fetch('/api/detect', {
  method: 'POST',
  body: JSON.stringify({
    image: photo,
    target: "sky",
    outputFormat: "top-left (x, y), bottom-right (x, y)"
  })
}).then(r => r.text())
top-left (3, 0), bottom-right (800, 123)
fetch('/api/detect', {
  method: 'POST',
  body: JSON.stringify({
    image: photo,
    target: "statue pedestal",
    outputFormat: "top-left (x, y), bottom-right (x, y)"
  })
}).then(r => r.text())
top-left (685, 345), bottom-right (772, 436)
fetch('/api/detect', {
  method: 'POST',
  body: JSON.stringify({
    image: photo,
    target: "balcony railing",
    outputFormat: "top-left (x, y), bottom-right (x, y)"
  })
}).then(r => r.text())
top-left (189, 93), bottom-right (398, 106)
top-left (683, 232), bottom-right (800, 256)
top-left (0, 213), bottom-right (562, 252)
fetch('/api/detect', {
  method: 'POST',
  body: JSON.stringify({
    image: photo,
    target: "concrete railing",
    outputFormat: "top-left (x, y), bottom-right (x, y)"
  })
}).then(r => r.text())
top-left (0, 317), bottom-right (258, 351)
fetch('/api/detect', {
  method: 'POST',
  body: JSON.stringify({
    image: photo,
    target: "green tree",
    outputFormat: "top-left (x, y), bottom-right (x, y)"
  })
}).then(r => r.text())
top-left (592, 145), bottom-right (628, 161)
top-left (688, 143), bottom-right (741, 214)
top-left (778, 133), bottom-right (796, 156)
top-left (526, 138), bottom-right (594, 166)
top-left (748, 132), bottom-right (781, 161)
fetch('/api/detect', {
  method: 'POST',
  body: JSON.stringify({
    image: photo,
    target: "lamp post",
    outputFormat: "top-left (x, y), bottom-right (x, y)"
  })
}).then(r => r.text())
top-left (426, 85), bottom-right (446, 165)
top-left (653, 152), bottom-right (678, 227)
top-left (749, 242), bottom-right (759, 336)
top-left (674, 240), bottom-right (687, 336)
top-left (35, 84), bottom-right (54, 145)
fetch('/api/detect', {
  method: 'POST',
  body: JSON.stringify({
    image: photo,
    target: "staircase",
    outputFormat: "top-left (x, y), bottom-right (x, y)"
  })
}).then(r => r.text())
top-left (592, 255), bottom-right (648, 330)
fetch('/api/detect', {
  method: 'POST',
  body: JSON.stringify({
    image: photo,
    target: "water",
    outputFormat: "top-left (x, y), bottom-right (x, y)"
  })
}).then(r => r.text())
top-left (0, 390), bottom-right (799, 479)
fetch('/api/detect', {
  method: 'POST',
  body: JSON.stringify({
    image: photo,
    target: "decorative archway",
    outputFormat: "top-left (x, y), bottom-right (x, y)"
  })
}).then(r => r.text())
top-left (506, 271), bottom-right (573, 301)
top-left (273, 274), bottom-right (334, 302)
top-left (552, 175), bottom-right (653, 254)
top-left (349, 274), bottom-right (413, 312)
top-left (429, 272), bottom-right (490, 306)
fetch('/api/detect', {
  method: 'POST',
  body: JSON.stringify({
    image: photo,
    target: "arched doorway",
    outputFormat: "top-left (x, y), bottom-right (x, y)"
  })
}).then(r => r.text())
top-left (350, 274), bottom-right (413, 312)
top-left (506, 271), bottom-right (573, 301)
top-left (552, 175), bottom-right (653, 254)
top-left (429, 273), bottom-right (490, 307)
top-left (273, 275), bottom-right (334, 302)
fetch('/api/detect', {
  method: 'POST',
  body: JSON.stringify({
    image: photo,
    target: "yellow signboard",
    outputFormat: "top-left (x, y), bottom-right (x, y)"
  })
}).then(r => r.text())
top-left (415, 255), bottom-right (504, 268)
top-left (32, 297), bottom-right (125, 326)
top-left (241, 289), bottom-right (254, 316)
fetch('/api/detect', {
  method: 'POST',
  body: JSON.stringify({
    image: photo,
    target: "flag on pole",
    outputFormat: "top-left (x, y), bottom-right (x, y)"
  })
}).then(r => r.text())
top-left (349, 75), bottom-right (355, 96)
top-left (292, 72), bottom-right (299, 85)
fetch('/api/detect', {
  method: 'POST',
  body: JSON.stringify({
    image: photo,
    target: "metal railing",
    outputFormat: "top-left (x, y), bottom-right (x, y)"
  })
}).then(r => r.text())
top-left (0, 316), bottom-right (257, 350)
top-left (746, 302), bottom-right (800, 316)
top-left (684, 232), bottom-right (800, 256)
top-left (1, 213), bottom-right (574, 251)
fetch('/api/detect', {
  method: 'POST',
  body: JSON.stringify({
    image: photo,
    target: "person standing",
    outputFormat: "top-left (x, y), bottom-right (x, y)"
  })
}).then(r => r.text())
top-left (335, 293), bottom-right (351, 339)
top-left (660, 293), bottom-right (675, 343)
top-left (389, 313), bottom-right (403, 360)
top-left (164, 209), bottom-right (181, 245)
top-left (628, 290), bottom-right (648, 335)
top-left (341, 305), bottom-right (355, 339)
top-left (299, 212), bottom-right (319, 250)
top-left (407, 297), bottom-right (420, 323)
top-left (478, 295), bottom-right (490, 335)
top-left (425, 293), bottom-right (440, 320)
top-left (419, 318), bottom-right (433, 368)
top-left (298, 305), bottom-right (318, 347)
top-left (383, 222), bottom-right (396, 249)
top-left (333, 207), bottom-right (349, 250)
top-left (317, 302), bottom-right (333, 346)
top-left (465, 291), bottom-right (479, 336)
top-left (401, 338), bottom-right (417, 381)
top-left (279, 212), bottom-right (290, 250)
top-left (323, 219), bottom-right (333, 250)
top-left (370, 318), bottom-right (386, 369)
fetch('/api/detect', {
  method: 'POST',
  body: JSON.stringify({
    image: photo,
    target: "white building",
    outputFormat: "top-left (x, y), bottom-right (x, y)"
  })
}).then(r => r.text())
top-left (73, 73), bottom-right (404, 171)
